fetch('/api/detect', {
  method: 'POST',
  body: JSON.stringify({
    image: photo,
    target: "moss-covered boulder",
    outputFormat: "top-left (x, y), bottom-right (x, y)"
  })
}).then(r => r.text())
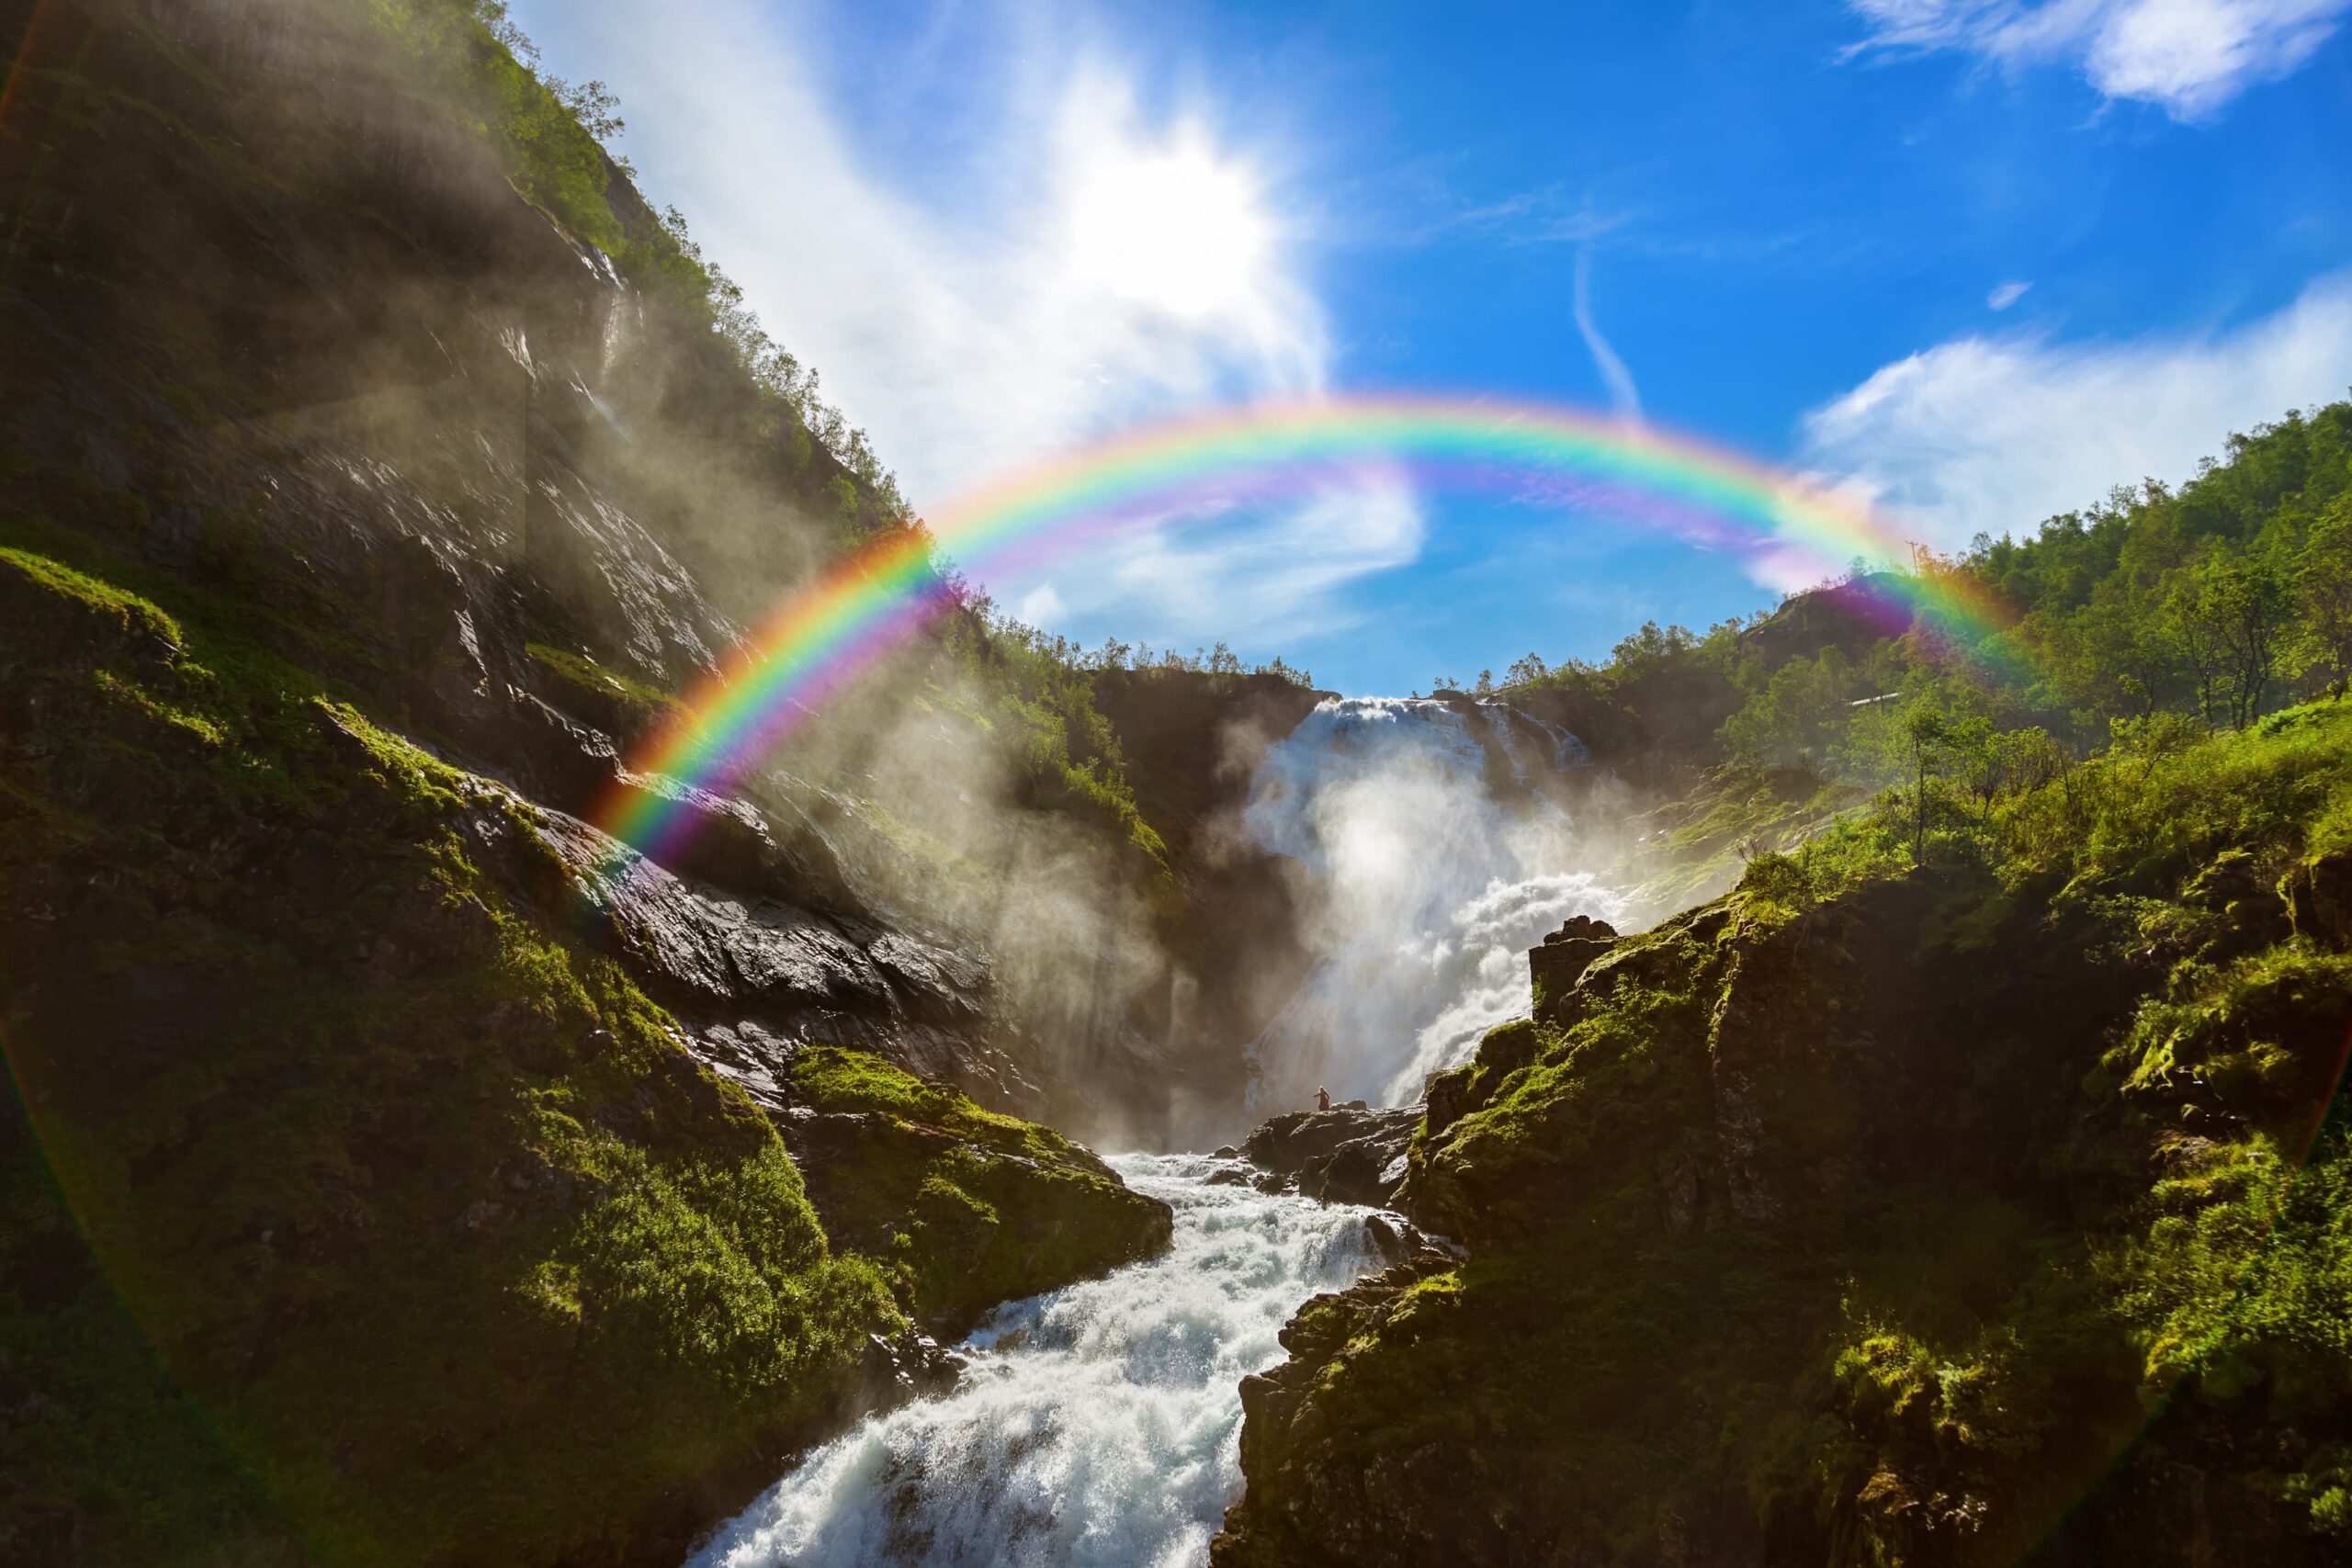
top-left (778, 1045), bottom-right (1172, 1330)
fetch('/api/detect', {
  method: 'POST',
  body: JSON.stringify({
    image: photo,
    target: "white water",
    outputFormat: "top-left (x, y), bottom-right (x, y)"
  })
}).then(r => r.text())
top-left (1243, 696), bottom-right (1626, 1111)
top-left (688, 1156), bottom-right (1381, 1568)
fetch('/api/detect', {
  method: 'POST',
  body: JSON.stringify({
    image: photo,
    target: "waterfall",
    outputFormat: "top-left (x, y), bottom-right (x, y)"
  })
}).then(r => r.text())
top-left (688, 1156), bottom-right (1381, 1568)
top-left (1241, 696), bottom-right (1625, 1111)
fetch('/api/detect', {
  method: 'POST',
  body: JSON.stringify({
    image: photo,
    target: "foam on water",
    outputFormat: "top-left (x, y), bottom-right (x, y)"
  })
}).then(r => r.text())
top-left (1242, 696), bottom-right (1625, 1110)
top-left (686, 1156), bottom-right (1381, 1568)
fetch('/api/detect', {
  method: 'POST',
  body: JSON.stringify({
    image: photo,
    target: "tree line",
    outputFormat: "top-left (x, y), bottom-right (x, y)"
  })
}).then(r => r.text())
top-left (1476, 400), bottom-right (2351, 863)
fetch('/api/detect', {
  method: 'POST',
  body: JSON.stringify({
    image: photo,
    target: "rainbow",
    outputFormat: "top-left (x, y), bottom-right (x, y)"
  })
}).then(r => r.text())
top-left (593, 394), bottom-right (2018, 859)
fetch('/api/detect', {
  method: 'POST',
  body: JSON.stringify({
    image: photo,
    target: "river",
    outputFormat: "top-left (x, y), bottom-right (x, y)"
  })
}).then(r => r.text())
top-left (686, 1154), bottom-right (1383, 1568)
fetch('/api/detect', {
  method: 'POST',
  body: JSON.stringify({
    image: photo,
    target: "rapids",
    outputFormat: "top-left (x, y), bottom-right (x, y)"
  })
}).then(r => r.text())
top-left (686, 1155), bottom-right (1383, 1568)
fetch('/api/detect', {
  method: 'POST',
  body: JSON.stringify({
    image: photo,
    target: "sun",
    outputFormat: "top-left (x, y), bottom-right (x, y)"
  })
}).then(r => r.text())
top-left (1064, 140), bottom-right (1272, 320)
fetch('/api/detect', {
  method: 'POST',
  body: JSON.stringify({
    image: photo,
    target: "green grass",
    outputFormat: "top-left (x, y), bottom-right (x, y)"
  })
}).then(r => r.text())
top-left (525, 640), bottom-right (684, 735)
top-left (0, 545), bottom-right (184, 648)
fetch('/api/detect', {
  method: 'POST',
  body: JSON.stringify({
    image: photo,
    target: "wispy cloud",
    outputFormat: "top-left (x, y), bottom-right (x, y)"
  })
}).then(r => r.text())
top-left (1844, 0), bottom-right (2352, 118)
top-left (1799, 270), bottom-right (2352, 548)
top-left (521, 0), bottom-right (1414, 646)
top-left (1038, 470), bottom-right (1427, 648)
top-left (1571, 250), bottom-right (1643, 420)
top-left (1341, 160), bottom-right (1632, 250)
top-left (1986, 278), bottom-right (2032, 310)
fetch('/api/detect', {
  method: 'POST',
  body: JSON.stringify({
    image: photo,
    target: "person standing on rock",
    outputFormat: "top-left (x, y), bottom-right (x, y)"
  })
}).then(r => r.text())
top-left (1316, 1085), bottom-right (1331, 1113)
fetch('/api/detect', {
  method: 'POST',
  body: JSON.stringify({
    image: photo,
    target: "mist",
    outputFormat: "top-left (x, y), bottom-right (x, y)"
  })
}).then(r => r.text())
top-left (1238, 696), bottom-right (1629, 1112)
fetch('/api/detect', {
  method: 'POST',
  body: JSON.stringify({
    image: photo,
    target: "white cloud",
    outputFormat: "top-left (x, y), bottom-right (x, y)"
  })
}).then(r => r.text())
top-left (1020, 470), bottom-right (1427, 649)
top-left (1013, 581), bottom-right (1067, 626)
top-left (1800, 271), bottom-right (2352, 548)
top-left (1987, 279), bottom-right (2032, 310)
top-left (1846, 0), bottom-right (2352, 118)
top-left (515, 0), bottom-right (1407, 643)
top-left (1572, 249), bottom-right (1643, 420)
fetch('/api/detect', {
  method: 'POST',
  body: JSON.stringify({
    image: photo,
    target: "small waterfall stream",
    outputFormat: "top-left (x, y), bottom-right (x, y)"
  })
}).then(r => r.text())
top-left (688, 1156), bottom-right (1381, 1568)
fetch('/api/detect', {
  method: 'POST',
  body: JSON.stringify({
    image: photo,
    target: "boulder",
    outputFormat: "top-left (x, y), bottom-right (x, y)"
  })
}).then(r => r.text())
top-left (1529, 913), bottom-right (1618, 1023)
top-left (1241, 1105), bottom-right (1421, 1208)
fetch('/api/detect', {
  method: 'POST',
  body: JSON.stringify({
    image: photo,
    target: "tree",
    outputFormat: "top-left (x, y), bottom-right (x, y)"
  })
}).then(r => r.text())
top-left (2295, 494), bottom-right (2352, 694)
top-left (2045, 584), bottom-right (2179, 726)
top-left (550, 77), bottom-right (625, 143)
top-left (1838, 688), bottom-right (1951, 865)
top-left (1505, 652), bottom-right (1550, 688)
top-left (1719, 648), bottom-right (1860, 773)
top-left (1943, 713), bottom-right (2001, 825)
top-left (2172, 545), bottom-right (2288, 728)
top-left (1901, 703), bottom-right (1949, 863)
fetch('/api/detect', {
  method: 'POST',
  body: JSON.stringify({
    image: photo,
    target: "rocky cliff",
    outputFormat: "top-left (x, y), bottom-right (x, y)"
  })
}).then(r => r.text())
top-left (0, 1), bottom-right (1205, 1560)
top-left (1214, 702), bottom-right (2352, 1566)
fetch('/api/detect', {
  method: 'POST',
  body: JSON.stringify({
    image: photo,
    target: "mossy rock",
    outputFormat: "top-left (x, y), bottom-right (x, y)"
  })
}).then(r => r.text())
top-left (0, 548), bottom-right (902, 1565)
top-left (781, 1045), bottom-right (1172, 1329)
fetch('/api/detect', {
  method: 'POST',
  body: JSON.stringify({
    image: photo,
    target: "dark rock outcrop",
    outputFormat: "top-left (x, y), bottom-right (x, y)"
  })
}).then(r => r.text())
top-left (1218, 812), bottom-right (2352, 1568)
top-left (777, 1086), bottom-right (1173, 1332)
top-left (0, 4), bottom-right (1183, 1562)
top-left (1527, 912), bottom-right (1618, 1023)
top-left (1241, 1104), bottom-right (1421, 1208)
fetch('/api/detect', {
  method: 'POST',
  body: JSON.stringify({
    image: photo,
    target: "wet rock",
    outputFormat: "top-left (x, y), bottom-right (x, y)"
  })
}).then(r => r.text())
top-left (522, 807), bottom-right (885, 1008)
top-left (1241, 1105), bottom-right (1421, 1208)
top-left (604, 768), bottom-right (855, 913)
top-left (863, 933), bottom-right (989, 1023)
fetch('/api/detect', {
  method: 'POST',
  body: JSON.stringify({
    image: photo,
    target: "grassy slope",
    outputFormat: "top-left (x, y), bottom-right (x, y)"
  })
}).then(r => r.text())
top-left (1220, 703), bottom-right (2352, 1565)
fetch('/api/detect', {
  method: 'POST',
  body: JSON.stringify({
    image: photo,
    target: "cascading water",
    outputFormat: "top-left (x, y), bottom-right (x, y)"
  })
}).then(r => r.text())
top-left (689, 695), bottom-right (1618, 1568)
top-left (688, 1156), bottom-right (1381, 1568)
top-left (1242, 696), bottom-right (1626, 1111)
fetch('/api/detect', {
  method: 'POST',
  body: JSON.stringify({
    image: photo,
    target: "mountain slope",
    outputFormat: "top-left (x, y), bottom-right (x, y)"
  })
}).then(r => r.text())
top-left (1213, 701), bottom-right (2352, 1565)
top-left (0, 2), bottom-right (1178, 1560)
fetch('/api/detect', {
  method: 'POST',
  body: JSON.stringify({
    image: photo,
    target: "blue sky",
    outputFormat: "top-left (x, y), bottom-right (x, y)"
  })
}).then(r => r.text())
top-left (516, 0), bottom-right (2352, 694)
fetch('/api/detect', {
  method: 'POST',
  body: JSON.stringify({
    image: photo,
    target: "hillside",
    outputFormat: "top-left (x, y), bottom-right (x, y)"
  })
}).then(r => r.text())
top-left (1213, 695), bottom-right (2352, 1564)
top-left (0, 1), bottom-right (1213, 1559)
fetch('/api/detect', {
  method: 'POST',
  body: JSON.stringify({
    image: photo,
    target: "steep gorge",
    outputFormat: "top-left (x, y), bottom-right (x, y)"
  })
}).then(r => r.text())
top-left (8, 4), bottom-right (2350, 1567)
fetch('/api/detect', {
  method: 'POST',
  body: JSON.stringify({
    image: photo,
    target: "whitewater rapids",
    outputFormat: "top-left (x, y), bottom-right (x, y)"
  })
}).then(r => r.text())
top-left (686, 1155), bottom-right (1382, 1568)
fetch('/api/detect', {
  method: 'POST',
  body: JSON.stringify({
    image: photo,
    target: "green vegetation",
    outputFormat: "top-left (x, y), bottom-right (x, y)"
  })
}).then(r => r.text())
top-left (935, 610), bottom-right (1175, 871)
top-left (0, 545), bottom-right (184, 647)
top-left (1498, 402), bottom-right (2351, 797)
top-left (1227, 694), bottom-right (2352, 1565)
top-left (1, 540), bottom-right (905, 1562)
top-left (780, 1046), bottom-right (1170, 1328)
top-left (525, 640), bottom-right (684, 739)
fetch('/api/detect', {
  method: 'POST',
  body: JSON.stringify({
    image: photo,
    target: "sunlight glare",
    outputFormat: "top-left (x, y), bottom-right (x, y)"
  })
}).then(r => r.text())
top-left (1065, 139), bottom-right (1272, 319)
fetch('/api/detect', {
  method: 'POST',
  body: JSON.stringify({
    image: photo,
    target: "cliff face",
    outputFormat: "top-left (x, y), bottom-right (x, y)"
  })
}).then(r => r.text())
top-left (0, 2), bottom-right (1198, 1561)
top-left (1086, 669), bottom-right (1328, 1145)
top-left (1214, 705), bottom-right (2352, 1566)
